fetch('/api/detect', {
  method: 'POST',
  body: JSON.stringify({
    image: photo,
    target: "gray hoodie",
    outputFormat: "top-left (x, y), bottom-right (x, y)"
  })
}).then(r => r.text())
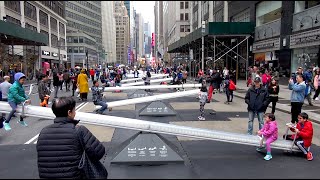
top-left (0, 81), bottom-right (12, 99)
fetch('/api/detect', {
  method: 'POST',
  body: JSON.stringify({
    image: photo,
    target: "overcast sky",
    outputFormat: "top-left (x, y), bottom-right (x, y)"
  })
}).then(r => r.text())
top-left (132, 1), bottom-right (155, 33)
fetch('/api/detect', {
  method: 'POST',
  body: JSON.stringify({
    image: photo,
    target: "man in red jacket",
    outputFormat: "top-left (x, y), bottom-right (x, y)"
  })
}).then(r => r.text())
top-left (284, 112), bottom-right (313, 161)
top-left (89, 68), bottom-right (95, 82)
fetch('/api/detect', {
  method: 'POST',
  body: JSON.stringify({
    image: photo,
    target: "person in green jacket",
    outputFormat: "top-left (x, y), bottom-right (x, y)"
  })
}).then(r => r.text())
top-left (3, 72), bottom-right (31, 131)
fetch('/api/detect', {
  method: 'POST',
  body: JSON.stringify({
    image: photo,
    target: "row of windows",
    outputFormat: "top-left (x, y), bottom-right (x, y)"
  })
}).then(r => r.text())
top-left (24, 2), bottom-right (36, 21)
top-left (51, 34), bottom-right (58, 48)
top-left (59, 22), bottom-right (65, 35)
top-left (180, 2), bottom-right (189, 9)
top-left (68, 21), bottom-right (101, 40)
top-left (68, 46), bottom-right (96, 54)
top-left (67, 36), bottom-right (96, 46)
top-left (40, 1), bottom-right (65, 18)
top-left (66, 2), bottom-right (101, 21)
top-left (180, 25), bottom-right (190, 32)
top-left (75, 1), bottom-right (101, 13)
top-left (66, 11), bottom-right (101, 29)
top-left (180, 13), bottom-right (189, 21)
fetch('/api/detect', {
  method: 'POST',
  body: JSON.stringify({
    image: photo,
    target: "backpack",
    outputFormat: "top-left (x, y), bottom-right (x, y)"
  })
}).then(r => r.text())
top-left (229, 80), bottom-right (236, 91)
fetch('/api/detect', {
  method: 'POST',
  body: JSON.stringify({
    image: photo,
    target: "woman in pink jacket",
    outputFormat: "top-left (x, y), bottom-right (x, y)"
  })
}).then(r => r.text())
top-left (256, 113), bottom-right (278, 161)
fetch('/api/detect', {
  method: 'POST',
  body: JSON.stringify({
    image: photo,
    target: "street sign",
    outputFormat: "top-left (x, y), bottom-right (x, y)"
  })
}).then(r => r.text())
top-left (110, 132), bottom-right (184, 165)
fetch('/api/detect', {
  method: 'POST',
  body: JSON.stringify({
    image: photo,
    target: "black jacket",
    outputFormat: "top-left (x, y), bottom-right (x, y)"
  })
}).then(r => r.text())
top-left (53, 75), bottom-right (60, 86)
top-left (37, 117), bottom-right (105, 179)
top-left (245, 85), bottom-right (270, 112)
top-left (268, 84), bottom-right (279, 102)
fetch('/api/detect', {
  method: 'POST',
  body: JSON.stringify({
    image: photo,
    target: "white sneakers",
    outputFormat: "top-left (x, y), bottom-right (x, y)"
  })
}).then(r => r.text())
top-left (198, 116), bottom-right (205, 121)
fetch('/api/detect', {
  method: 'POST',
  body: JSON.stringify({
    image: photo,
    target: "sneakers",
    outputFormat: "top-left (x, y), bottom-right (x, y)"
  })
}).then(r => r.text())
top-left (3, 122), bottom-right (11, 131)
top-left (224, 101), bottom-right (230, 104)
top-left (17, 120), bottom-right (28, 127)
top-left (315, 97), bottom-right (319, 101)
top-left (198, 116), bottom-right (205, 121)
top-left (307, 152), bottom-right (313, 161)
top-left (264, 154), bottom-right (272, 161)
top-left (108, 108), bottom-right (113, 111)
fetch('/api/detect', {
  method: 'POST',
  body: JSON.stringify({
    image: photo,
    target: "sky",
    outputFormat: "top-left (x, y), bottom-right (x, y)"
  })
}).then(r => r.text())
top-left (132, 1), bottom-right (155, 33)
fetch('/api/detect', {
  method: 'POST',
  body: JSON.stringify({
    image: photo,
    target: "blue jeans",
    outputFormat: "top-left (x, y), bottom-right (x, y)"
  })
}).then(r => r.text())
top-left (6, 101), bottom-right (23, 123)
top-left (94, 101), bottom-right (108, 113)
top-left (248, 111), bottom-right (264, 135)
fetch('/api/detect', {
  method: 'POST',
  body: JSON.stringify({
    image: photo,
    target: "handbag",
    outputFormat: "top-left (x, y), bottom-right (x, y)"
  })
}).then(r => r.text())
top-left (76, 126), bottom-right (108, 179)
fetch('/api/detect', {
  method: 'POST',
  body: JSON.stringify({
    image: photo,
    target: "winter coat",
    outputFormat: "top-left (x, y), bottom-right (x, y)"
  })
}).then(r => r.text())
top-left (245, 85), bottom-right (270, 112)
top-left (260, 120), bottom-right (278, 141)
top-left (37, 117), bottom-right (105, 179)
top-left (38, 80), bottom-right (50, 100)
top-left (268, 84), bottom-right (279, 102)
top-left (53, 74), bottom-right (60, 86)
top-left (7, 73), bottom-right (29, 104)
top-left (91, 86), bottom-right (105, 103)
top-left (290, 120), bottom-right (313, 147)
top-left (288, 81), bottom-right (306, 103)
top-left (77, 73), bottom-right (89, 93)
top-left (262, 73), bottom-right (271, 85)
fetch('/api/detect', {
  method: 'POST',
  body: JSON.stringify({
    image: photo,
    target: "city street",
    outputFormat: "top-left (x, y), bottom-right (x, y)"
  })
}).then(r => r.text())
top-left (0, 80), bottom-right (319, 178)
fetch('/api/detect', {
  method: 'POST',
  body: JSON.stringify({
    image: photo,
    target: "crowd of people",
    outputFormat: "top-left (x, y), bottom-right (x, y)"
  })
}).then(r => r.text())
top-left (0, 63), bottom-right (316, 178)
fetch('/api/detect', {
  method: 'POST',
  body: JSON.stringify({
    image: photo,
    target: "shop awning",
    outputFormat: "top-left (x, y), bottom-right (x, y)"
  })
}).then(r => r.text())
top-left (168, 22), bottom-right (255, 53)
top-left (0, 20), bottom-right (48, 46)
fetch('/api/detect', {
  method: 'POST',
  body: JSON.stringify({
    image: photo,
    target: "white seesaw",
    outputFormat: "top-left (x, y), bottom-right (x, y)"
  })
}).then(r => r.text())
top-left (103, 83), bottom-right (201, 91)
top-left (122, 78), bottom-right (173, 87)
top-left (0, 102), bottom-right (300, 152)
top-left (95, 89), bottom-right (199, 109)
top-left (121, 74), bottom-right (170, 83)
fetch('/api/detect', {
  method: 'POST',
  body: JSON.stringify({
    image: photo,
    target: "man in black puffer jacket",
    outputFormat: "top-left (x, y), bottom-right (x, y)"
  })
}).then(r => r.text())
top-left (37, 97), bottom-right (106, 179)
top-left (245, 77), bottom-right (270, 135)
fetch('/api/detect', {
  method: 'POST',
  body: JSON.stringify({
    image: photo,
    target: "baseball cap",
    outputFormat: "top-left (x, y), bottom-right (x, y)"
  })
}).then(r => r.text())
top-left (254, 77), bottom-right (261, 82)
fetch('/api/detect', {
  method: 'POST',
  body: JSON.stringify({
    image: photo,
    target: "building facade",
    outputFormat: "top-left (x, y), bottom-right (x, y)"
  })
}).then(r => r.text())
top-left (0, 1), bottom-right (67, 74)
top-left (114, 1), bottom-right (130, 65)
top-left (65, 1), bottom-right (103, 68)
top-left (102, 1), bottom-right (116, 65)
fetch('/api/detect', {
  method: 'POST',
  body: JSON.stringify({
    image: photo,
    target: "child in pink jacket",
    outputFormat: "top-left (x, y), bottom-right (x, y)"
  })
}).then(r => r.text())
top-left (256, 113), bottom-right (278, 160)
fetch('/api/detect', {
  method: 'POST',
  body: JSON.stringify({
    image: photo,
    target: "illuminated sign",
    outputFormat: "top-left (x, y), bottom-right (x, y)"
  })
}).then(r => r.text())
top-left (52, 53), bottom-right (58, 57)
top-left (152, 33), bottom-right (155, 47)
top-left (42, 51), bottom-right (50, 56)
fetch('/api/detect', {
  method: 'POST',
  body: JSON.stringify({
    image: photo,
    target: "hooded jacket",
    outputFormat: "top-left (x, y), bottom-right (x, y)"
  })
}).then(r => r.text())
top-left (7, 72), bottom-right (29, 104)
top-left (290, 120), bottom-right (313, 147)
top-left (245, 85), bottom-right (270, 112)
top-left (260, 120), bottom-right (278, 141)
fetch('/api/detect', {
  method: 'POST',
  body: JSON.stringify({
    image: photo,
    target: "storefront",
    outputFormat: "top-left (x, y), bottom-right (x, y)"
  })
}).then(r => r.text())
top-left (290, 28), bottom-right (320, 73)
top-left (252, 37), bottom-right (281, 69)
top-left (40, 48), bottom-right (67, 70)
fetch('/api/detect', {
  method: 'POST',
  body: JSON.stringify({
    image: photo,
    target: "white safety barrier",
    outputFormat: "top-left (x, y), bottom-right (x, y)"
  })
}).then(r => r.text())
top-left (122, 78), bottom-right (173, 87)
top-left (0, 101), bottom-right (299, 152)
top-left (103, 84), bottom-right (201, 91)
top-left (98, 89), bottom-right (200, 108)
top-left (121, 74), bottom-right (170, 83)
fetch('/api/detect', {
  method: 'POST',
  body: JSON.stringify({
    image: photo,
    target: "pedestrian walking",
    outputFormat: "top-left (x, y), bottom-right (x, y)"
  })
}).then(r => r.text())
top-left (52, 72), bottom-right (60, 98)
top-left (63, 70), bottom-right (70, 91)
top-left (77, 70), bottom-right (89, 101)
top-left (289, 74), bottom-right (306, 124)
top-left (36, 97), bottom-right (107, 178)
top-left (90, 68), bottom-right (95, 82)
top-left (256, 113), bottom-right (278, 161)
top-left (58, 72), bottom-right (64, 91)
top-left (245, 77), bottom-right (270, 135)
top-left (224, 75), bottom-right (235, 104)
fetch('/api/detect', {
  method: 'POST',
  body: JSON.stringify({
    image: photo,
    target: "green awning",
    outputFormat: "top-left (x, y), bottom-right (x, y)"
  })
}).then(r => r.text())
top-left (168, 22), bottom-right (255, 53)
top-left (0, 20), bottom-right (48, 46)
